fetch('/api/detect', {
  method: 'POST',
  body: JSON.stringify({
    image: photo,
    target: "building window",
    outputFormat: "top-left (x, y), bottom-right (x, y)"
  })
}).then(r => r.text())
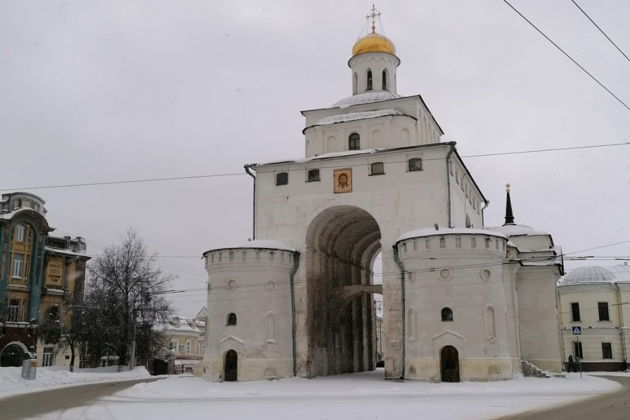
top-left (307, 169), bottom-right (320, 182)
top-left (42, 347), bottom-right (55, 367)
top-left (408, 158), bottom-right (423, 172)
top-left (276, 172), bottom-right (288, 186)
top-left (382, 70), bottom-right (388, 90)
top-left (571, 302), bottom-right (581, 322)
top-left (441, 307), bottom-right (453, 322)
top-left (349, 133), bottom-right (360, 150)
top-left (598, 302), bottom-right (610, 321)
top-left (186, 341), bottom-right (191, 354)
top-left (602, 343), bottom-right (613, 359)
top-left (169, 340), bottom-right (177, 351)
top-left (14, 224), bottom-right (26, 242)
top-left (12, 253), bottom-right (24, 278)
top-left (573, 341), bottom-right (583, 359)
top-left (7, 299), bottom-right (20, 322)
top-left (370, 162), bottom-right (385, 175)
top-left (47, 305), bottom-right (60, 321)
top-left (227, 312), bottom-right (237, 326)
top-left (367, 70), bottom-right (373, 91)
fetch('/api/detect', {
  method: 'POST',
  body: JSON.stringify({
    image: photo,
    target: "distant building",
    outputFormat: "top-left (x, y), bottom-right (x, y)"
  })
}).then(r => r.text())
top-left (157, 308), bottom-right (206, 374)
top-left (558, 264), bottom-right (630, 371)
top-left (0, 192), bottom-right (90, 368)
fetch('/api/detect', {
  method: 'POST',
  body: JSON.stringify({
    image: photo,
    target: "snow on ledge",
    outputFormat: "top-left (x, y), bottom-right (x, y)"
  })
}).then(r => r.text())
top-left (311, 109), bottom-right (405, 128)
top-left (397, 227), bottom-right (508, 243)
top-left (205, 240), bottom-right (296, 253)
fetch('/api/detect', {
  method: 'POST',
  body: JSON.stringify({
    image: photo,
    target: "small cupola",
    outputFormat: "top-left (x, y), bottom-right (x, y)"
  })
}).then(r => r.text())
top-left (348, 5), bottom-right (400, 96)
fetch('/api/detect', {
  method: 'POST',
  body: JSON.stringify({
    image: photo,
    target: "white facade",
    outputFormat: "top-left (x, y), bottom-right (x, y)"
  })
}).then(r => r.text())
top-left (202, 23), bottom-right (563, 382)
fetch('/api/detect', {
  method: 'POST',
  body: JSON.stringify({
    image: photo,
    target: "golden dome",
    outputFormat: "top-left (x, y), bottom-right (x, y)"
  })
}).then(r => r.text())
top-left (352, 33), bottom-right (396, 56)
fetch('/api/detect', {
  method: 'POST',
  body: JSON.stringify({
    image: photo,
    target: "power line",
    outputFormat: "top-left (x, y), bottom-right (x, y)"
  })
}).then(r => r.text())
top-left (1, 141), bottom-right (627, 192)
top-left (503, 0), bottom-right (630, 112)
top-left (570, 0), bottom-right (630, 64)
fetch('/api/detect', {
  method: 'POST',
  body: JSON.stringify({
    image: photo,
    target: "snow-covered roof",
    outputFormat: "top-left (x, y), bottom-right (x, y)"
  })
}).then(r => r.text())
top-left (306, 109), bottom-right (408, 131)
top-left (559, 264), bottom-right (630, 286)
top-left (204, 240), bottom-right (296, 254)
top-left (488, 224), bottom-right (549, 237)
top-left (332, 91), bottom-right (401, 108)
top-left (397, 227), bottom-right (508, 243)
top-left (45, 246), bottom-right (90, 258)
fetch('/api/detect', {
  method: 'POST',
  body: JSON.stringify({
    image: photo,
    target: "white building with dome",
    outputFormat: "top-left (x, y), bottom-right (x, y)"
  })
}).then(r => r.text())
top-left (558, 264), bottom-right (630, 371)
top-left (201, 10), bottom-right (564, 382)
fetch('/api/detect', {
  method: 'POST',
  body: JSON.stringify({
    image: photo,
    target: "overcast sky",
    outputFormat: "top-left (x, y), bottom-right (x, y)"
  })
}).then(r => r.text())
top-left (1, 1), bottom-right (629, 317)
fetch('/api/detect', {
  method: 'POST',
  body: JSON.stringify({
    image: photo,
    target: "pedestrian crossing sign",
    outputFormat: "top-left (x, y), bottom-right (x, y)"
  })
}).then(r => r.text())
top-left (572, 326), bottom-right (582, 335)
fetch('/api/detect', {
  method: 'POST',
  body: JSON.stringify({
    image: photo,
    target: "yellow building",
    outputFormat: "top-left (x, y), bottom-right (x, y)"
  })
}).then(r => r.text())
top-left (0, 192), bottom-right (89, 368)
top-left (158, 308), bottom-right (206, 374)
top-left (558, 264), bottom-right (630, 371)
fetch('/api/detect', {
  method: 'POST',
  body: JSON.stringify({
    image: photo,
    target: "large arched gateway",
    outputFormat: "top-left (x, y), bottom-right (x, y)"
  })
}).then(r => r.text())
top-left (305, 206), bottom-right (383, 377)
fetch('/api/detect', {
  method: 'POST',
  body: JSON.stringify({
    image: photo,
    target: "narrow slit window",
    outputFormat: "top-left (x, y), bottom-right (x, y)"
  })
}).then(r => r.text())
top-left (227, 313), bottom-right (237, 326)
top-left (441, 307), bottom-right (453, 322)
top-left (349, 133), bottom-right (360, 150)
top-left (367, 70), bottom-right (373, 91)
top-left (382, 70), bottom-right (388, 90)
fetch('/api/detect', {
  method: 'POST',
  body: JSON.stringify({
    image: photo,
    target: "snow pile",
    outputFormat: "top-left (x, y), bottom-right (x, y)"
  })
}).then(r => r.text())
top-left (42, 370), bottom-right (622, 420)
top-left (0, 365), bottom-right (150, 399)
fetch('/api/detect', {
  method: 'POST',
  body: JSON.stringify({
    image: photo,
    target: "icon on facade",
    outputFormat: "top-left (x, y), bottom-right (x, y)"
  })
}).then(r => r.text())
top-left (333, 168), bottom-right (352, 193)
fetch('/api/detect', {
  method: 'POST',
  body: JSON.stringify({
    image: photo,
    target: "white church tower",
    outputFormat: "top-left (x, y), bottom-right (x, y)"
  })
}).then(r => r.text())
top-left (202, 6), bottom-right (563, 382)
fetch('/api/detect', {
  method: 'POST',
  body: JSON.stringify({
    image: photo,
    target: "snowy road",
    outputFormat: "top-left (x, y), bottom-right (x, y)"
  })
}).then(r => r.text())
top-left (4, 370), bottom-right (624, 420)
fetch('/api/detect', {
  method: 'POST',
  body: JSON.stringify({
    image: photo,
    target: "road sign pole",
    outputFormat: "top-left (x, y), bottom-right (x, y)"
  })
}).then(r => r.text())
top-left (578, 334), bottom-right (582, 379)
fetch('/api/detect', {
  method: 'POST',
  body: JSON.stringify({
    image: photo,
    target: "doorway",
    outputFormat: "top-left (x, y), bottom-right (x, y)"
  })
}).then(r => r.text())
top-left (440, 345), bottom-right (460, 382)
top-left (224, 349), bottom-right (238, 381)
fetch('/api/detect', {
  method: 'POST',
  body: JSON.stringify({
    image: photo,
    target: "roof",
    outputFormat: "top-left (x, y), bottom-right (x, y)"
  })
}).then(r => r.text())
top-left (488, 224), bottom-right (549, 237)
top-left (251, 142), bottom-right (452, 168)
top-left (203, 239), bottom-right (296, 256)
top-left (559, 264), bottom-right (630, 286)
top-left (332, 91), bottom-right (401, 108)
top-left (304, 109), bottom-right (413, 133)
top-left (45, 246), bottom-right (91, 259)
top-left (397, 227), bottom-right (508, 243)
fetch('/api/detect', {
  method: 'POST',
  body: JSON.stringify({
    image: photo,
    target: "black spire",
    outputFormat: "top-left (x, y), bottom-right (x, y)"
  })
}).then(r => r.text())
top-left (504, 183), bottom-right (515, 225)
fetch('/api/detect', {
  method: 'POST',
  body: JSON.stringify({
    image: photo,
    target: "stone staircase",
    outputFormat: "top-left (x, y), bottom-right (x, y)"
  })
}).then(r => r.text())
top-left (521, 360), bottom-right (553, 378)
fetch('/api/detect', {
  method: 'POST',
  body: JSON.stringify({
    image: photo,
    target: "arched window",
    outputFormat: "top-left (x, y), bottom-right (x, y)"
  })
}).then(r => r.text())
top-left (441, 307), bottom-right (453, 322)
top-left (382, 70), bottom-right (388, 91)
top-left (275, 172), bottom-right (288, 186)
top-left (353, 72), bottom-right (358, 95)
top-left (408, 158), bottom-right (422, 172)
top-left (485, 305), bottom-right (496, 338)
top-left (367, 70), bottom-right (373, 91)
top-left (370, 162), bottom-right (385, 175)
top-left (348, 133), bottom-right (360, 150)
top-left (226, 313), bottom-right (237, 326)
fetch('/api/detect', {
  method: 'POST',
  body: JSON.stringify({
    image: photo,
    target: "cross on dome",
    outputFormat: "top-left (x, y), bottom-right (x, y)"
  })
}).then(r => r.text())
top-left (366, 4), bottom-right (382, 34)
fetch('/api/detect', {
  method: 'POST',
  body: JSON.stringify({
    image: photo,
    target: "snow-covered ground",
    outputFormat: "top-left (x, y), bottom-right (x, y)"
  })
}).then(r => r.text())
top-left (0, 365), bottom-right (151, 399)
top-left (29, 370), bottom-right (622, 420)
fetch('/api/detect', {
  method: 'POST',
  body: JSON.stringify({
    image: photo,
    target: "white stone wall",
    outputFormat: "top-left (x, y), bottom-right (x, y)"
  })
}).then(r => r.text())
top-left (202, 248), bottom-right (296, 381)
top-left (303, 96), bottom-right (443, 157)
top-left (397, 232), bottom-right (519, 381)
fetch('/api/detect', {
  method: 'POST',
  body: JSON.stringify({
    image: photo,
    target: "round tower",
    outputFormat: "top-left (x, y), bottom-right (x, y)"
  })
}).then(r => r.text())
top-left (395, 228), bottom-right (520, 382)
top-left (201, 241), bottom-right (298, 382)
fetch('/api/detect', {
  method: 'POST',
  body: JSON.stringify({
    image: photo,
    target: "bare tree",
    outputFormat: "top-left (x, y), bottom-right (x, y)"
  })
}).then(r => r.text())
top-left (83, 229), bottom-right (172, 368)
top-left (38, 299), bottom-right (86, 371)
